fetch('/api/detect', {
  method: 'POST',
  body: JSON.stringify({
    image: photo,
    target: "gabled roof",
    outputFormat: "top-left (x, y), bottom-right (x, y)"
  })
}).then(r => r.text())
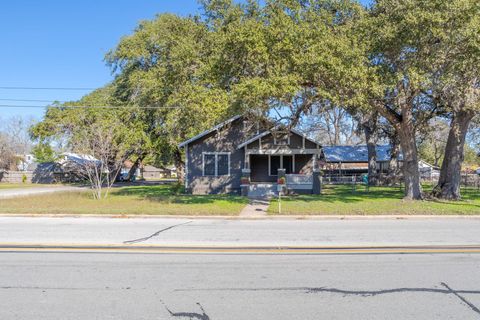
top-left (323, 145), bottom-right (403, 162)
top-left (178, 115), bottom-right (242, 148)
top-left (237, 131), bottom-right (270, 149)
top-left (237, 128), bottom-right (321, 149)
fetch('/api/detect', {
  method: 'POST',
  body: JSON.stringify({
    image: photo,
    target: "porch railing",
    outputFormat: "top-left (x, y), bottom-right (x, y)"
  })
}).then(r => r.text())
top-left (286, 174), bottom-right (313, 189)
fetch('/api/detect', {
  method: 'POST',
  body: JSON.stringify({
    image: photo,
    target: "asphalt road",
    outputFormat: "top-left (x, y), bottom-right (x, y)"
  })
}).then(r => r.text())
top-left (1, 251), bottom-right (480, 319)
top-left (1, 216), bottom-right (480, 247)
top-left (1, 217), bottom-right (480, 319)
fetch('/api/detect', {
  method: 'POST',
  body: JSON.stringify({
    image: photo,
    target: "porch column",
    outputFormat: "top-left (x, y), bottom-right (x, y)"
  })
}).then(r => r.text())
top-left (244, 147), bottom-right (250, 169)
top-left (240, 148), bottom-right (251, 196)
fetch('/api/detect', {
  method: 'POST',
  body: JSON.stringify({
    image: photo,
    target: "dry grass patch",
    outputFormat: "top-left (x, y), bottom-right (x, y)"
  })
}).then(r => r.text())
top-left (0, 185), bottom-right (248, 216)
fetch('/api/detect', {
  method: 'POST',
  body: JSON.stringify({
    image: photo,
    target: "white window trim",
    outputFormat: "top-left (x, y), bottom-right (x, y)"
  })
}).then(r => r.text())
top-left (273, 132), bottom-right (290, 146)
top-left (202, 152), bottom-right (231, 177)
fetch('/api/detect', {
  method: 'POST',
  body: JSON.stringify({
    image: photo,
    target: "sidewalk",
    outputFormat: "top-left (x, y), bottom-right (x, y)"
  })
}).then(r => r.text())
top-left (239, 198), bottom-right (269, 217)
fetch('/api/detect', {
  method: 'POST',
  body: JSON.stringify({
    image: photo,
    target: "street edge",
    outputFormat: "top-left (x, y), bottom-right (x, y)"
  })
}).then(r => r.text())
top-left (1, 213), bottom-right (480, 220)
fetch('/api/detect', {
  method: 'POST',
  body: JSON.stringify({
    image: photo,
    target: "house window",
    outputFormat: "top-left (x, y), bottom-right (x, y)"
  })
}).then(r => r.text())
top-left (203, 153), bottom-right (230, 176)
top-left (217, 154), bottom-right (229, 175)
top-left (204, 154), bottom-right (216, 176)
top-left (273, 132), bottom-right (290, 145)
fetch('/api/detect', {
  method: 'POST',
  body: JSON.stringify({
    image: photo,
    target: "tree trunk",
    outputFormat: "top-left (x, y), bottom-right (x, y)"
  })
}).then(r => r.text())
top-left (362, 113), bottom-right (378, 186)
top-left (174, 148), bottom-right (185, 183)
top-left (433, 110), bottom-right (474, 200)
top-left (126, 155), bottom-right (144, 181)
top-left (375, 96), bottom-right (423, 199)
top-left (396, 122), bottom-right (423, 200)
top-left (386, 133), bottom-right (401, 185)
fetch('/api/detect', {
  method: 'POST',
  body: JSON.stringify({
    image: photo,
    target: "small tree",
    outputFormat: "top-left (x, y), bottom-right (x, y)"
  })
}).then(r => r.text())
top-left (0, 133), bottom-right (17, 171)
top-left (32, 142), bottom-right (58, 163)
top-left (68, 115), bottom-right (130, 200)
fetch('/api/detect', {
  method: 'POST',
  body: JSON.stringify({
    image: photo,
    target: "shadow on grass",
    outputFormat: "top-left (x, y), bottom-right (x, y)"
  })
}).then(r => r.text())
top-left (279, 185), bottom-right (480, 209)
top-left (280, 185), bottom-right (406, 204)
top-left (113, 185), bottom-right (247, 205)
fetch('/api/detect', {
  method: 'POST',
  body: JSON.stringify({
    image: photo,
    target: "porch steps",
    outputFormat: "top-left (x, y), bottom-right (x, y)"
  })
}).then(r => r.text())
top-left (248, 183), bottom-right (277, 199)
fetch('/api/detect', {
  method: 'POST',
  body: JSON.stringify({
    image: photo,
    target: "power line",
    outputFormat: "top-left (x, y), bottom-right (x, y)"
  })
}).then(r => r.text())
top-left (0, 86), bottom-right (96, 90)
top-left (0, 104), bottom-right (181, 109)
top-left (0, 98), bottom-right (66, 103)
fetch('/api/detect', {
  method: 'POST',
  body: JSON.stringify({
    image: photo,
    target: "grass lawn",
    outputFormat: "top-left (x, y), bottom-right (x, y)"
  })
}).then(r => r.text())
top-left (0, 185), bottom-right (248, 216)
top-left (269, 185), bottom-right (480, 215)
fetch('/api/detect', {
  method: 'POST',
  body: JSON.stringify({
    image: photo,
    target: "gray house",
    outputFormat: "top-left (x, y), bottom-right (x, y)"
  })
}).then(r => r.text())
top-left (179, 115), bottom-right (323, 196)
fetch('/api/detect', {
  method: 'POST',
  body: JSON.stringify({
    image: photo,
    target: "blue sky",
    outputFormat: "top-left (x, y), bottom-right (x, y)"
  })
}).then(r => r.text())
top-left (0, 0), bottom-right (200, 120)
top-left (0, 0), bottom-right (371, 121)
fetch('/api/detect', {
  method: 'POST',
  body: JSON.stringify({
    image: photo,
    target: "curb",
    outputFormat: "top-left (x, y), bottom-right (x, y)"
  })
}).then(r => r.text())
top-left (1, 213), bottom-right (480, 220)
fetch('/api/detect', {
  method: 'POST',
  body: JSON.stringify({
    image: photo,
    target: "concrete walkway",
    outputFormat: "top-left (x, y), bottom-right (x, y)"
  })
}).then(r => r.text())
top-left (0, 186), bottom-right (84, 199)
top-left (239, 198), bottom-right (270, 217)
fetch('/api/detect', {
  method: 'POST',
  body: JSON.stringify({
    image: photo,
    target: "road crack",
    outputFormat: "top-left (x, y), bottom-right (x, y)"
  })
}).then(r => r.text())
top-left (175, 283), bottom-right (480, 317)
top-left (441, 282), bottom-right (480, 316)
top-left (161, 300), bottom-right (210, 320)
top-left (123, 221), bottom-right (192, 244)
top-left (175, 286), bottom-right (480, 296)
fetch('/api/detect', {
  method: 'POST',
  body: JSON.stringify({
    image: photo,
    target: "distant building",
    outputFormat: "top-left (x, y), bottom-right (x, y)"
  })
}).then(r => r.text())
top-left (321, 145), bottom-right (403, 175)
top-left (16, 154), bottom-right (36, 171)
top-left (418, 160), bottom-right (440, 179)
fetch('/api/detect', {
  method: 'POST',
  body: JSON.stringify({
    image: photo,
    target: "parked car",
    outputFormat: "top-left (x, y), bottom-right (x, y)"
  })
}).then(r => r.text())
top-left (117, 172), bottom-right (136, 182)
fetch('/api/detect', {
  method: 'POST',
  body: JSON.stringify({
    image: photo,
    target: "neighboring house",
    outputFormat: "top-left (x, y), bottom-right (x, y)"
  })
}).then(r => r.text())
top-left (120, 160), bottom-right (141, 179)
top-left (142, 165), bottom-right (163, 179)
top-left (165, 165), bottom-right (177, 178)
top-left (179, 115), bottom-right (323, 196)
top-left (418, 160), bottom-right (440, 179)
top-left (57, 152), bottom-right (102, 180)
top-left (120, 161), bottom-right (177, 181)
top-left (322, 145), bottom-right (403, 175)
top-left (59, 152), bottom-right (101, 168)
top-left (16, 154), bottom-right (36, 171)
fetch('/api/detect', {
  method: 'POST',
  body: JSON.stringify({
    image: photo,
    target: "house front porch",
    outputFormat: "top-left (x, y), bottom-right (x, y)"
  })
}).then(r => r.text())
top-left (241, 151), bottom-right (322, 197)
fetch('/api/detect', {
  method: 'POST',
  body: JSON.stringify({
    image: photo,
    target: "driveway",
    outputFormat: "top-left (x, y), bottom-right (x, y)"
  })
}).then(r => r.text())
top-left (0, 185), bottom-right (84, 199)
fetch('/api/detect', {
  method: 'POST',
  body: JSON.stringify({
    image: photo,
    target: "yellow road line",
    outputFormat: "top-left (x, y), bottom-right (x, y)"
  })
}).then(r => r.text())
top-left (0, 244), bottom-right (480, 254)
top-left (2, 242), bottom-right (480, 249)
